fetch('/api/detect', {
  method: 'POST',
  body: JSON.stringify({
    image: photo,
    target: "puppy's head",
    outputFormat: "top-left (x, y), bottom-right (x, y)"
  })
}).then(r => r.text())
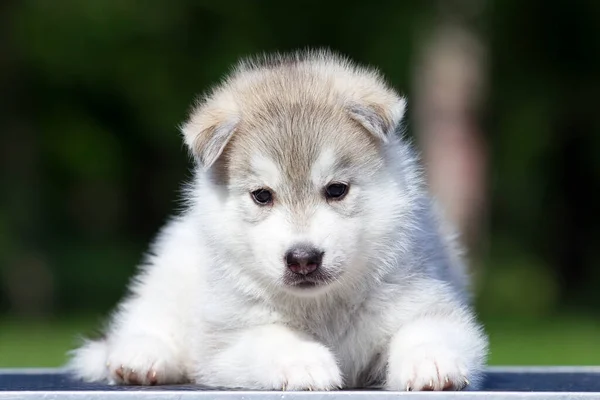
top-left (182, 50), bottom-right (416, 297)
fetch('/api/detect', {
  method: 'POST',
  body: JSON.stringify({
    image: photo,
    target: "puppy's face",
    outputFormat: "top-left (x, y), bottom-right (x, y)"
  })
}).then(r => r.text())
top-left (217, 105), bottom-right (395, 296)
top-left (182, 52), bottom-right (408, 297)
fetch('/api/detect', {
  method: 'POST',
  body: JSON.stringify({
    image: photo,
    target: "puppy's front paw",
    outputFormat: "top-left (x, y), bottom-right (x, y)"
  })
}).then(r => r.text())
top-left (207, 336), bottom-right (343, 390)
top-left (268, 341), bottom-right (343, 391)
top-left (200, 325), bottom-right (343, 390)
top-left (386, 345), bottom-right (470, 391)
top-left (106, 335), bottom-right (185, 385)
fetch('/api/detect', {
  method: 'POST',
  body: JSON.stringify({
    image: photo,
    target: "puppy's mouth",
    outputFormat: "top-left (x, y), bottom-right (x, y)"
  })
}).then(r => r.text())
top-left (293, 280), bottom-right (319, 289)
top-left (283, 270), bottom-right (335, 289)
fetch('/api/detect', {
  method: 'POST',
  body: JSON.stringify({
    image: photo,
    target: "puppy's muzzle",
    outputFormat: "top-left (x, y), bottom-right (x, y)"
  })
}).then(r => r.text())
top-left (285, 245), bottom-right (324, 276)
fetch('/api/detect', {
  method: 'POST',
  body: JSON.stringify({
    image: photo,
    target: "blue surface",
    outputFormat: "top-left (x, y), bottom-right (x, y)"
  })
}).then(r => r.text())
top-left (1, 369), bottom-right (600, 392)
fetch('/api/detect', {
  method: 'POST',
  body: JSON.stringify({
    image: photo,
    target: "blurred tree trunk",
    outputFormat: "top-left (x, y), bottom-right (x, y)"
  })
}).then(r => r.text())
top-left (412, 0), bottom-right (489, 272)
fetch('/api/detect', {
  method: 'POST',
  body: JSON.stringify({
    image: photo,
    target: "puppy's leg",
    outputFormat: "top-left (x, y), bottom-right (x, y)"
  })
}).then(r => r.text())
top-left (385, 299), bottom-right (487, 391)
top-left (70, 294), bottom-right (189, 385)
top-left (70, 219), bottom-right (199, 385)
top-left (198, 324), bottom-right (343, 390)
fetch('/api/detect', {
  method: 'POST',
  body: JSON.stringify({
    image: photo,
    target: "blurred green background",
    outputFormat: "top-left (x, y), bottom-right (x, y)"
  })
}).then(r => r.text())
top-left (1, 0), bottom-right (599, 367)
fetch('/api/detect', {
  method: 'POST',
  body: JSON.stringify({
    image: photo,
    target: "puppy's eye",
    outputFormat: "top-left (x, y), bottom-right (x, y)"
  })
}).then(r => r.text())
top-left (325, 183), bottom-right (349, 200)
top-left (251, 189), bottom-right (273, 205)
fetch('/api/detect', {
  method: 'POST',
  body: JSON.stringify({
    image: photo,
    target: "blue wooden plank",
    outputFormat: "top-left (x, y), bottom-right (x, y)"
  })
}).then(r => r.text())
top-left (1, 368), bottom-right (600, 393)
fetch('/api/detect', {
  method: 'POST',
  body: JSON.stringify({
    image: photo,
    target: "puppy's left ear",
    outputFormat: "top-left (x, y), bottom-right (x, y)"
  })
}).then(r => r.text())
top-left (346, 93), bottom-right (406, 143)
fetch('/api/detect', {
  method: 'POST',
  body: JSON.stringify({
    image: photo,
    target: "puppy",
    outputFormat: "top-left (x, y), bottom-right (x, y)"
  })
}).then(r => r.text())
top-left (69, 49), bottom-right (488, 391)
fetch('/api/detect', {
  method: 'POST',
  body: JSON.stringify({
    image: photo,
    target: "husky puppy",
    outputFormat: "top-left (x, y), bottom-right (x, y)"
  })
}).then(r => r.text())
top-left (69, 49), bottom-right (488, 391)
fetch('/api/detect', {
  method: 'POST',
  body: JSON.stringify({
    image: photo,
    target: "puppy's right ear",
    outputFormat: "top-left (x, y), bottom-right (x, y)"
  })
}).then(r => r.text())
top-left (180, 97), bottom-right (240, 170)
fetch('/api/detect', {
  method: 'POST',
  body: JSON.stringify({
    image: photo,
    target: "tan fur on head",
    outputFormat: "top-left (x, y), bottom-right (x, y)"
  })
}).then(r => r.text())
top-left (180, 49), bottom-right (406, 169)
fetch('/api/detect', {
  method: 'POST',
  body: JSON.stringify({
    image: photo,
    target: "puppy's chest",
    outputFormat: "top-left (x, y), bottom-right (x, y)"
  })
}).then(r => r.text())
top-left (290, 304), bottom-right (389, 384)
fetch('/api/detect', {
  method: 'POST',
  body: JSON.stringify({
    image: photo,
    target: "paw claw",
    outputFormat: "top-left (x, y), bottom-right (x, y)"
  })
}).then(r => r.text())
top-left (128, 370), bottom-right (140, 385)
top-left (115, 366), bottom-right (124, 380)
top-left (147, 370), bottom-right (158, 385)
top-left (442, 376), bottom-right (453, 390)
top-left (421, 379), bottom-right (434, 391)
top-left (463, 377), bottom-right (470, 388)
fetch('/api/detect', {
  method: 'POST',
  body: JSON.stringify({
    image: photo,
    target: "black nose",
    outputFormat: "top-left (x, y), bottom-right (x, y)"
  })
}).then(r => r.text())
top-left (285, 245), bottom-right (324, 275)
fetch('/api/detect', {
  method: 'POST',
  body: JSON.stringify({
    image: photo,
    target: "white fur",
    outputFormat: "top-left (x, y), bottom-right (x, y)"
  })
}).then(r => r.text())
top-left (251, 154), bottom-right (281, 188)
top-left (68, 50), bottom-right (488, 391)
